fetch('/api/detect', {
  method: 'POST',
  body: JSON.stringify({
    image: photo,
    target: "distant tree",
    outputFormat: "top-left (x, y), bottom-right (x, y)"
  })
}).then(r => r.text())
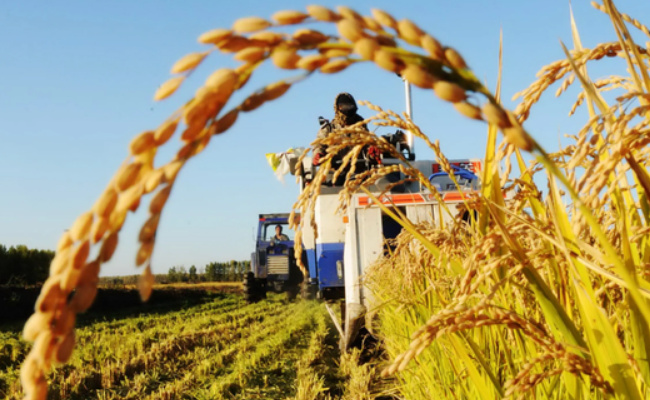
top-left (168, 267), bottom-right (179, 283)
top-left (178, 266), bottom-right (189, 282)
top-left (189, 265), bottom-right (197, 282)
top-left (204, 262), bottom-right (217, 282)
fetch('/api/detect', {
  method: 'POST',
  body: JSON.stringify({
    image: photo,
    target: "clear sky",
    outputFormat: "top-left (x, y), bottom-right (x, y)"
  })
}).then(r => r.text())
top-left (1, 1), bottom-right (648, 277)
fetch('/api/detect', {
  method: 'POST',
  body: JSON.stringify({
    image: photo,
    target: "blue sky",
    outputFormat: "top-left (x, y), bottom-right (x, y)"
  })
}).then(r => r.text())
top-left (1, 1), bottom-right (648, 277)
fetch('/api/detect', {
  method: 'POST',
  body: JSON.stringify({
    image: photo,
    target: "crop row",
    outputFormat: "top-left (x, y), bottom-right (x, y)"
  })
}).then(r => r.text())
top-left (1, 293), bottom-right (306, 399)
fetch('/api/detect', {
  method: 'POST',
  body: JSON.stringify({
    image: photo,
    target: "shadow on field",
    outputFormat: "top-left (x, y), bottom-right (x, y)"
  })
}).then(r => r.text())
top-left (0, 284), bottom-right (241, 330)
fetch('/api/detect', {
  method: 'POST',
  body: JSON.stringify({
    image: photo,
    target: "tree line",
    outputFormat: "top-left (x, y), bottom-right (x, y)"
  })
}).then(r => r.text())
top-left (0, 242), bottom-right (250, 287)
top-left (97, 261), bottom-right (252, 287)
top-left (0, 244), bottom-right (54, 285)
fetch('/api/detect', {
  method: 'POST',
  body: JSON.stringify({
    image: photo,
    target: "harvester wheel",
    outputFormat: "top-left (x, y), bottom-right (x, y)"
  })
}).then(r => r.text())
top-left (301, 282), bottom-right (318, 300)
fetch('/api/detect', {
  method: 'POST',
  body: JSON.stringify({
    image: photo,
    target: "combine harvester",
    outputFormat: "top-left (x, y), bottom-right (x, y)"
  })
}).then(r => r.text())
top-left (297, 153), bottom-right (482, 350)
top-left (248, 83), bottom-right (485, 351)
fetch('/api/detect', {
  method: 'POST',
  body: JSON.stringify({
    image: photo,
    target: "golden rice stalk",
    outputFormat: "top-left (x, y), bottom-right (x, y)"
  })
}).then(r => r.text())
top-left (23, 313), bottom-right (53, 342)
top-left (271, 48), bottom-right (301, 69)
top-left (205, 68), bottom-right (238, 97)
top-left (421, 34), bottom-right (444, 60)
top-left (21, 356), bottom-right (46, 400)
top-left (373, 49), bottom-right (404, 73)
top-left (139, 214), bottom-right (160, 242)
top-left (61, 267), bottom-right (80, 293)
top-left (240, 92), bottom-right (266, 112)
top-left (306, 5), bottom-right (340, 22)
top-left (397, 19), bottom-right (423, 46)
top-left (69, 211), bottom-right (93, 242)
top-left (353, 37), bottom-right (379, 60)
top-left (232, 16), bottom-right (271, 33)
top-left (293, 29), bottom-right (329, 46)
top-left (90, 217), bottom-right (109, 243)
top-left (216, 35), bottom-right (250, 53)
top-left (70, 241), bottom-right (90, 272)
top-left (49, 250), bottom-right (69, 276)
top-left (362, 16), bottom-right (383, 32)
top-left (69, 283), bottom-right (98, 313)
top-left (181, 102), bottom-right (207, 131)
top-left (35, 278), bottom-right (62, 313)
top-left (153, 118), bottom-right (179, 146)
top-left (136, 240), bottom-right (154, 266)
top-left (54, 331), bottom-right (75, 364)
top-left (263, 81), bottom-right (292, 101)
top-left (453, 101), bottom-right (483, 120)
top-left (138, 265), bottom-right (155, 301)
top-left (149, 186), bottom-right (171, 214)
top-left (170, 52), bottom-right (207, 74)
top-left (108, 208), bottom-right (127, 232)
top-left (296, 54), bottom-right (329, 70)
top-left (444, 47), bottom-right (468, 69)
top-left (401, 63), bottom-right (435, 88)
top-left (197, 28), bottom-right (232, 44)
top-left (51, 306), bottom-right (75, 336)
top-left (78, 260), bottom-right (100, 286)
top-left (503, 124), bottom-right (533, 151)
top-left (249, 30), bottom-right (285, 46)
top-left (337, 19), bottom-right (365, 42)
top-left (56, 232), bottom-right (73, 252)
top-left (337, 6), bottom-right (364, 23)
top-left (272, 10), bottom-right (308, 25)
top-left (162, 160), bottom-right (183, 182)
top-left (30, 332), bottom-right (53, 368)
top-left (129, 130), bottom-right (156, 155)
top-left (433, 80), bottom-right (467, 102)
top-left (371, 8), bottom-right (398, 29)
top-left (116, 163), bottom-right (142, 191)
top-left (320, 58), bottom-right (353, 73)
top-left (215, 109), bottom-right (239, 133)
top-left (99, 232), bottom-right (118, 262)
top-left (319, 47), bottom-right (353, 58)
top-left (154, 76), bottom-right (184, 101)
top-left (234, 47), bottom-right (266, 63)
top-left (376, 34), bottom-right (397, 47)
top-left (482, 102), bottom-right (511, 128)
top-left (116, 183), bottom-right (143, 213)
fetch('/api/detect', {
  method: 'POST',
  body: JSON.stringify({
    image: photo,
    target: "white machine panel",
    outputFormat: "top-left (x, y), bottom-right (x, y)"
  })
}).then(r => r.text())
top-left (315, 194), bottom-right (346, 244)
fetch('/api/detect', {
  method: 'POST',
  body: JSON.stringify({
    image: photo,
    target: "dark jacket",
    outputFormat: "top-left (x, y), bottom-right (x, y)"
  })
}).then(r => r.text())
top-left (314, 92), bottom-right (368, 158)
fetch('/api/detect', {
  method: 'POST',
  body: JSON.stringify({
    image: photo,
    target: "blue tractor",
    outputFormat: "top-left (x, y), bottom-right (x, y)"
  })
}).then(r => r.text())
top-left (244, 213), bottom-right (305, 303)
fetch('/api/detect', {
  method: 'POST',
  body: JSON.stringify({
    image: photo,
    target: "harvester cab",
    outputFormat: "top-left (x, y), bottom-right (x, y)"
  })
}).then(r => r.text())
top-left (245, 214), bottom-right (304, 303)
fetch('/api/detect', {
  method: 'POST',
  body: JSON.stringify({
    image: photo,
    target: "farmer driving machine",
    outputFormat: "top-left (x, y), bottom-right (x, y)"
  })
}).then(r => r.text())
top-left (244, 213), bottom-right (304, 303)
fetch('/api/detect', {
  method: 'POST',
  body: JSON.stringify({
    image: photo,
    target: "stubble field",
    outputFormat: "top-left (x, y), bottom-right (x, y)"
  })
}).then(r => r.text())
top-left (1, 286), bottom-right (378, 400)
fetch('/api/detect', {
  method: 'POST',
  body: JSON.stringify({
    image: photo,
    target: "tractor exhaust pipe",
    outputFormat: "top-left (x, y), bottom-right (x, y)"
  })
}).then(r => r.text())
top-left (404, 79), bottom-right (415, 159)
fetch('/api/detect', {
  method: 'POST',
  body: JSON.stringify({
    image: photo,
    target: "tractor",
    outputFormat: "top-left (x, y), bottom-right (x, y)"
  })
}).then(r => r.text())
top-left (244, 213), bottom-right (304, 303)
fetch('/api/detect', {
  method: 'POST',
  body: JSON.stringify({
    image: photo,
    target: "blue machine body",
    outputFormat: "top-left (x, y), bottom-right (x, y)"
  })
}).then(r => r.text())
top-left (315, 243), bottom-right (344, 289)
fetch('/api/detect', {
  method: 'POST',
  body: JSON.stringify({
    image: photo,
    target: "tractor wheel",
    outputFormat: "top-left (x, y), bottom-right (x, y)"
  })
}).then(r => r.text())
top-left (257, 279), bottom-right (267, 299)
top-left (285, 285), bottom-right (299, 302)
top-left (243, 272), bottom-right (260, 303)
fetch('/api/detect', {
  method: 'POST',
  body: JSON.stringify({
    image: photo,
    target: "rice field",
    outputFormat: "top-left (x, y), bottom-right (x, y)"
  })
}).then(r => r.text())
top-left (1, 291), bottom-right (360, 400)
top-left (15, 1), bottom-right (650, 399)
